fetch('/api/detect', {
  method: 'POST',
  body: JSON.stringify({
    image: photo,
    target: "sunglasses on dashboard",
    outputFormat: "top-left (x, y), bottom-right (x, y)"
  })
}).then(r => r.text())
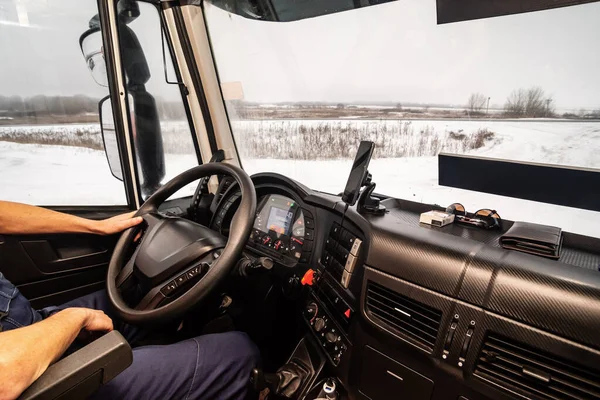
top-left (445, 203), bottom-right (502, 230)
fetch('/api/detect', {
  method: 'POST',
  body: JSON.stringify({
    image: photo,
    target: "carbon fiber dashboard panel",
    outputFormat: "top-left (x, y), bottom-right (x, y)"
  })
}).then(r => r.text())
top-left (382, 199), bottom-right (600, 271)
top-left (365, 217), bottom-right (476, 296)
top-left (484, 251), bottom-right (600, 349)
top-left (359, 199), bottom-right (600, 350)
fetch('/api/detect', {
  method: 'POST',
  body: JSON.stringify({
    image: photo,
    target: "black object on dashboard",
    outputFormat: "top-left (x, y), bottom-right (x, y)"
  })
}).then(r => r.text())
top-left (342, 141), bottom-right (374, 206)
top-left (446, 203), bottom-right (501, 230)
top-left (500, 222), bottom-right (563, 260)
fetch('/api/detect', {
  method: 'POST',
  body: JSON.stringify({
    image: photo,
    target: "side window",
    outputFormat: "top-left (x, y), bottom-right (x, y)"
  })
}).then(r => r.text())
top-left (114, 1), bottom-right (199, 200)
top-left (0, 0), bottom-right (127, 205)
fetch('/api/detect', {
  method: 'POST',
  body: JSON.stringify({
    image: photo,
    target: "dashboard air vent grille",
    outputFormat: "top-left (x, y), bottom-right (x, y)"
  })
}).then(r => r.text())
top-left (475, 334), bottom-right (600, 400)
top-left (365, 281), bottom-right (442, 352)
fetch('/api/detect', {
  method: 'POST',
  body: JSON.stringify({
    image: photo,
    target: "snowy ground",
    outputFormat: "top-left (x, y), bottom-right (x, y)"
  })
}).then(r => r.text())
top-left (1, 119), bottom-right (600, 238)
top-left (0, 141), bottom-right (197, 205)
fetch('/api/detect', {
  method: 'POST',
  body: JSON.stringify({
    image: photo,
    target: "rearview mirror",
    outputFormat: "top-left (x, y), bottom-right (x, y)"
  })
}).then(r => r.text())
top-left (99, 96), bottom-right (123, 181)
top-left (79, 28), bottom-right (108, 87)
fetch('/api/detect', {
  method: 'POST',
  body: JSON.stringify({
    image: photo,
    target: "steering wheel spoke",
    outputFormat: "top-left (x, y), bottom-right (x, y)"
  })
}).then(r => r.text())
top-left (141, 212), bottom-right (164, 230)
top-left (115, 248), bottom-right (139, 290)
top-left (134, 259), bottom-right (212, 311)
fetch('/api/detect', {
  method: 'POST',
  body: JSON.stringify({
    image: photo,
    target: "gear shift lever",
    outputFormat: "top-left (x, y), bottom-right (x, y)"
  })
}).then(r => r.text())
top-left (250, 361), bottom-right (309, 398)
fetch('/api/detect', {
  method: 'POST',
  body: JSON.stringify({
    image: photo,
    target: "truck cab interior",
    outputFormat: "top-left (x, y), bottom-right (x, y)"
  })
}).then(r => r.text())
top-left (1, 0), bottom-right (600, 399)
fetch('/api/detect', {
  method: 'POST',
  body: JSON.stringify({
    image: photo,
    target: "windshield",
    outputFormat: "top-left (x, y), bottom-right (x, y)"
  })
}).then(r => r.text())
top-left (203, 0), bottom-right (600, 238)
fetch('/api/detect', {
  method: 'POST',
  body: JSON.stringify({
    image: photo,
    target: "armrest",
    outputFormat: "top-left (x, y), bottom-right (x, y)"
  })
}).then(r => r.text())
top-left (18, 331), bottom-right (133, 400)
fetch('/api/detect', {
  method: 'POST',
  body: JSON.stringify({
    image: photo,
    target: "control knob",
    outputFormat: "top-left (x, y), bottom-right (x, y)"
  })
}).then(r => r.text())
top-left (304, 302), bottom-right (318, 321)
top-left (314, 317), bottom-right (327, 332)
top-left (325, 331), bottom-right (339, 344)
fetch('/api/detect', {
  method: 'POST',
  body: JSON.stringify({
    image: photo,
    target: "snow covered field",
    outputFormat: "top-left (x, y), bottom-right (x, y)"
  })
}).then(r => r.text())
top-left (1, 119), bottom-right (599, 237)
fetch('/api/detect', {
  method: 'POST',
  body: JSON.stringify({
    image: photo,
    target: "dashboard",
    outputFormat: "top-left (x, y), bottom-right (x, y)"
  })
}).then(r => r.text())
top-left (204, 172), bottom-right (600, 400)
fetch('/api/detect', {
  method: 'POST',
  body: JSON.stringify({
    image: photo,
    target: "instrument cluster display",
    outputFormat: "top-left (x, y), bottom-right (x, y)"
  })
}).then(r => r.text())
top-left (250, 194), bottom-right (305, 260)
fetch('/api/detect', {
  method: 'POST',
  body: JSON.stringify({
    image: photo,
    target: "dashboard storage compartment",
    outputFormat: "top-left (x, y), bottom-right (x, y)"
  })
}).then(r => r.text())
top-left (359, 346), bottom-right (434, 400)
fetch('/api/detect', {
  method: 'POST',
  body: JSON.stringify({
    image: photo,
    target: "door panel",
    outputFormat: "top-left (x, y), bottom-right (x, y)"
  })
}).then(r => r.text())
top-left (21, 238), bottom-right (109, 274)
top-left (0, 209), bottom-right (126, 309)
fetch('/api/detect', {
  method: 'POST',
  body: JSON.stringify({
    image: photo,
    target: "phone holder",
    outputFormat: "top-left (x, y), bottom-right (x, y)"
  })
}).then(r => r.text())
top-left (357, 172), bottom-right (386, 215)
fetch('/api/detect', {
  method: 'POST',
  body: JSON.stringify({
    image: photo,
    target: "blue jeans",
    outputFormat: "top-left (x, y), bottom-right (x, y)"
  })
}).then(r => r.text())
top-left (2, 284), bottom-right (260, 400)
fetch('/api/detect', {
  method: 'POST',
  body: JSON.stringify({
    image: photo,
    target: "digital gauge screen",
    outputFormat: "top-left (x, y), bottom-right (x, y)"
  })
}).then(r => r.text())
top-left (250, 194), bottom-right (305, 260)
top-left (266, 207), bottom-right (294, 235)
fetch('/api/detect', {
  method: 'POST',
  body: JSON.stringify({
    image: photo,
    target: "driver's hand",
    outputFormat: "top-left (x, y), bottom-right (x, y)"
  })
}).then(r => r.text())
top-left (80, 309), bottom-right (114, 332)
top-left (93, 212), bottom-right (143, 235)
top-left (67, 308), bottom-right (114, 343)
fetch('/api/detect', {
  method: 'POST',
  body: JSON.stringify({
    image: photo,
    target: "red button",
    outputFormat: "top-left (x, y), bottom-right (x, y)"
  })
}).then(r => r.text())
top-left (344, 309), bottom-right (351, 318)
top-left (301, 269), bottom-right (315, 286)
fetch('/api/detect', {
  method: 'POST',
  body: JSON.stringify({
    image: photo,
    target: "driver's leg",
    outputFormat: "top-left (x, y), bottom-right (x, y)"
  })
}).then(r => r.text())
top-left (92, 331), bottom-right (260, 400)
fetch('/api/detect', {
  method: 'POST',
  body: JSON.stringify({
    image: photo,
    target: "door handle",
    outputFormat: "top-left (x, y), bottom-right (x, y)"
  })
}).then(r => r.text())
top-left (21, 240), bottom-right (109, 273)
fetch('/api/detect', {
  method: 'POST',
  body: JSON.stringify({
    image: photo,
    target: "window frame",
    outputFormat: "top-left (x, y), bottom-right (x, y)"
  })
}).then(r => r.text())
top-left (98, 0), bottom-right (204, 208)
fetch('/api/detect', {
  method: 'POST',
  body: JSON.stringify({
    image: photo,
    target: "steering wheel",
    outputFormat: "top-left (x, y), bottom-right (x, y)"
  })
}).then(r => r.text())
top-left (106, 163), bottom-right (256, 325)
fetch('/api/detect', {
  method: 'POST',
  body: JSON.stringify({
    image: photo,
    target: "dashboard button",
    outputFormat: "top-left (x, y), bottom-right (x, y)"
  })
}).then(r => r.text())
top-left (340, 230), bottom-right (356, 250)
top-left (336, 246), bottom-right (349, 264)
top-left (161, 281), bottom-right (177, 296)
top-left (345, 254), bottom-right (358, 273)
top-left (330, 224), bottom-right (341, 239)
top-left (341, 270), bottom-right (351, 288)
top-left (305, 228), bottom-right (314, 241)
top-left (305, 218), bottom-right (314, 229)
top-left (176, 274), bottom-right (188, 285)
top-left (321, 252), bottom-right (332, 267)
top-left (350, 238), bottom-right (362, 256)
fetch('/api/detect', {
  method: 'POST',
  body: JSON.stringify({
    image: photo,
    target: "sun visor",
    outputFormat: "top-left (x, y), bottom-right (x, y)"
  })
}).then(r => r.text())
top-left (436, 0), bottom-right (600, 24)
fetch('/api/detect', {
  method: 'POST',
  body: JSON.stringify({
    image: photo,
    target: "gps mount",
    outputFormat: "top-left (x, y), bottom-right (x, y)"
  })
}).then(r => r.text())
top-left (342, 141), bottom-right (386, 215)
top-left (357, 173), bottom-right (386, 215)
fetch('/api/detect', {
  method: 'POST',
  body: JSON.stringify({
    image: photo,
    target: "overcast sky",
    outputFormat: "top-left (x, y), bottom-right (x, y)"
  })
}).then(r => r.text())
top-left (0, 0), bottom-right (179, 101)
top-left (0, 0), bottom-right (107, 99)
top-left (205, 0), bottom-right (600, 109)
top-left (1, 0), bottom-right (599, 110)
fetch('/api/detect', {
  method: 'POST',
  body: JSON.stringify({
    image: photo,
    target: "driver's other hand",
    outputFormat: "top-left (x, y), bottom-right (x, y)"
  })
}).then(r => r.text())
top-left (94, 211), bottom-right (143, 235)
top-left (70, 308), bottom-right (114, 343)
top-left (78, 308), bottom-right (114, 333)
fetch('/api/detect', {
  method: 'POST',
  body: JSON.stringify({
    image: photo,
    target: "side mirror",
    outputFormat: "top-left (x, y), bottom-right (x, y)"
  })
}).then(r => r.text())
top-left (79, 28), bottom-right (108, 87)
top-left (99, 96), bottom-right (123, 181)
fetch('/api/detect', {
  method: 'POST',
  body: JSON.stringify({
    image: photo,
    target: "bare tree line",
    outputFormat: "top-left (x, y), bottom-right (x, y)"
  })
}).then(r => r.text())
top-left (0, 95), bottom-right (99, 117)
top-left (467, 87), bottom-right (558, 118)
top-left (504, 87), bottom-right (554, 117)
top-left (0, 95), bottom-right (188, 121)
top-left (467, 93), bottom-right (489, 114)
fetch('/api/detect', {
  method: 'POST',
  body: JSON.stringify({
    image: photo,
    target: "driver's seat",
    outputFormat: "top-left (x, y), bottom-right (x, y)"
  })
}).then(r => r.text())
top-left (18, 331), bottom-right (132, 400)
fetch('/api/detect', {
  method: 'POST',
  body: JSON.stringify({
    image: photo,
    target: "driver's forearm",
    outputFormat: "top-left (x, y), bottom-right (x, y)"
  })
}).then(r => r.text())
top-left (0, 309), bottom-right (88, 400)
top-left (0, 201), bottom-right (96, 235)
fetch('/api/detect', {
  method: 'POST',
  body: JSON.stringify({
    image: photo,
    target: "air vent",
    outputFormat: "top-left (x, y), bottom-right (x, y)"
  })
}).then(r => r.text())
top-left (365, 281), bottom-right (442, 352)
top-left (475, 334), bottom-right (600, 400)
